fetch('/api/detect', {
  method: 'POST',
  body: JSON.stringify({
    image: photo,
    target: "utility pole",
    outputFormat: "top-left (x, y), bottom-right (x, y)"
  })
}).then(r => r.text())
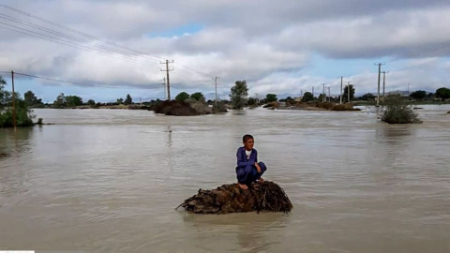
top-left (213, 77), bottom-right (219, 104)
top-left (11, 71), bottom-right (16, 132)
top-left (328, 86), bottom-right (331, 102)
top-left (348, 82), bottom-right (352, 103)
top-left (382, 71), bottom-right (389, 98)
top-left (340, 76), bottom-right (343, 104)
top-left (161, 77), bottom-right (166, 100)
top-left (322, 83), bottom-right (326, 102)
top-left (375, 63), bottom-right (385, 106)
top-left (161, 60), bottom-right (174, 100)
top-left (312, 86), bottom-right (314, 98)
top-left (408, 83), bottom-right (410, 95)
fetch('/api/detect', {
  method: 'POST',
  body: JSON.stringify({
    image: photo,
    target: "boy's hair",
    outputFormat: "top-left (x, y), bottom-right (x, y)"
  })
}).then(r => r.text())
top-left (243, 134), bottom-right (254, 143)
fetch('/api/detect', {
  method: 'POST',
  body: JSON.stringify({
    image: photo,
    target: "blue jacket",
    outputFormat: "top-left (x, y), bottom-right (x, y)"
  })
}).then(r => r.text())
top-left (236, 147), bottom-right (258, 168)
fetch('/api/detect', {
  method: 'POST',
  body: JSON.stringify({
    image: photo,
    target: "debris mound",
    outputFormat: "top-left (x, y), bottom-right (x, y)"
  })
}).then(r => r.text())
top-left (177, 181), bottom-right (293, 214)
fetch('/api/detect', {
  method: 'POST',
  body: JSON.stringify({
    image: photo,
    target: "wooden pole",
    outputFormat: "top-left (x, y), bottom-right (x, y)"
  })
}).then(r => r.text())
top-left (11, 70), bottom-right (17, 132)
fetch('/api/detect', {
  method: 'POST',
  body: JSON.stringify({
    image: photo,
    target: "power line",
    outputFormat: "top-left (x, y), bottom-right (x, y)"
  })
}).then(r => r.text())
top-left (0, 3), bottom-right (215, 78)
top-left (0, 70), bottom-right (153, 90)
top-left (0, 22), bottom-right (162, 68)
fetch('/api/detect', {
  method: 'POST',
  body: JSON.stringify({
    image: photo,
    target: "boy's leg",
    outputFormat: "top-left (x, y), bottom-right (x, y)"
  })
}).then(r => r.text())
top-left (255, 162), bottom-right (267, 181)
top-left (236, 165), bottom-right (253, 188)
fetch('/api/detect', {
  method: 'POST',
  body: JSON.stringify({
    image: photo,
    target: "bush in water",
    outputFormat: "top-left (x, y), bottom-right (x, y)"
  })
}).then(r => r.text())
top-left (380, 95), bottom-right (422, 124)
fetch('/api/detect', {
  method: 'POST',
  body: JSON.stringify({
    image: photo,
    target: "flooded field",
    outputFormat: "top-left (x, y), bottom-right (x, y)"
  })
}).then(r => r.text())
top-left (1, 106), bottom-right (449, 252)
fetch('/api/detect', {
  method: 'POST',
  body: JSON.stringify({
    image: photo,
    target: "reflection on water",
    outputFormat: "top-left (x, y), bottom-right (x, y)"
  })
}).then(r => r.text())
top-left (0, 106), bottom-right (450, 253)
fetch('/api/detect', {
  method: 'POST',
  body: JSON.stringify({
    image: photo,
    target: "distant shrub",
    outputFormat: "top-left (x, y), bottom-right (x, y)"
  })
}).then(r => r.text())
top-left (380, 95), bottom-right (422, 124)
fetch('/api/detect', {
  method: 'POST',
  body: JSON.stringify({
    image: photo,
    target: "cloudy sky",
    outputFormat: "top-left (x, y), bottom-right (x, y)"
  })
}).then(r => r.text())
top-left (1, 0), bottom-right (450, 102)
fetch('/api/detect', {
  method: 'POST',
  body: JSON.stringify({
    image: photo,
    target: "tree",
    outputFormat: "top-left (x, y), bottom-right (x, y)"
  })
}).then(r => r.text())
top-left (0, 75), bottom-right (7, 106)
top-left (54, 93), bottom-right (66, 107)
top-left (266, 94), bottom-right (278, 103)
top-left (247, 97), bottom-right (256, 105)
top-left (116, 98), bottom-right (124, 104)
top-left (342, 85), bottom-right (355, 103)
top-left (0, 76), bottom-right (34, 128)
top-left (435, 87), bottom-right (450, 101)
top-left (409, 90), bottom-right (427, 101)
top-left (229, 80), bottom-right (248, 109)
top-left (360, 93), bottom-right (375, 101)
top-left (190, 92), bottom-right (205, 102)
top-left (124, 94), bottom-right (133, 105)
top-left (302, 92), bottom-right (314, 102)
top-left (65, 95), bottom-right (83, 107)
top-left (175, 92), bottom-right (190, 102)
top-left (318, 94), bottom-right (326, 102)
top-left (87, 99), bottom-right (96, 106)
top-left (24, 91), bottom-right (43, 106)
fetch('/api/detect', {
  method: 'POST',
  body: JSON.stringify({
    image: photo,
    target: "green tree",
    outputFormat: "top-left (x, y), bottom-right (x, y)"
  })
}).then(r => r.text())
top-left (54, 93), bottom-right (66, 107)
top-left (317, 94), bottom-right (326, 102)
top-left (230, 80), bottom-right (248, 109)
top-left (360, 93), bottom-right (375, 101)
top-left (124, 94), bottom-right (133, 105)
top-left (342, 85), bottom-right (355, 103)
top-left (266, 94), bottom-right (278, 103)
top-left (247, 97), bottom-right (256, 105)
top-left (435, 87), bottom-right (450, 101)
top-left (66, 95), bottom-right (83, 107)
top-left (410, 90), bottom-right (427, 101)
top-left (116, 98), bottom-right (124, 104)
top-left (0, 77), bottom-right (34, 128)
top-left (24, 91), bottom-right (43, 106)
top-left (87, 99), bottom-right (96, 106)
top-left (302, 92), bottom-right (314, 102)
top-left (190, 92), bottom-right (205, 102)
top-left (176, 92), bottom-right (190, 102)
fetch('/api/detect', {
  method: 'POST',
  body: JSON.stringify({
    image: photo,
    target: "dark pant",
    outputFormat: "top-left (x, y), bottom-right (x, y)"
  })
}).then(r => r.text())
top-left (236, 162), bottom-right (267, 185)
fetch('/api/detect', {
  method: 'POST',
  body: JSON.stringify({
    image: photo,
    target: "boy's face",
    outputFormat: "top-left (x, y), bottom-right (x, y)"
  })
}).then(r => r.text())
top-left (243, 138), bottom-right (254, 150)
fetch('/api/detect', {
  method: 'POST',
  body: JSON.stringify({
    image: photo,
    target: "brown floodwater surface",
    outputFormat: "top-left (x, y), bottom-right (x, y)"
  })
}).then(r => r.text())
top-left (1, 106), bottom-right (449, 252)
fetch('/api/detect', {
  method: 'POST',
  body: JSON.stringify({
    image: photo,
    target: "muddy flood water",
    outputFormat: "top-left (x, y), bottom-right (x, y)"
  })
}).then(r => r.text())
top-left (1, 106), bottom-right (449, 252)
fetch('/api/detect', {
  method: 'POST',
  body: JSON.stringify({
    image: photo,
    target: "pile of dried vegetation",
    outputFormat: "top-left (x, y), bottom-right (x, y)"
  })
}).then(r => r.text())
top-left (177, 181), bottom-right (293, 214)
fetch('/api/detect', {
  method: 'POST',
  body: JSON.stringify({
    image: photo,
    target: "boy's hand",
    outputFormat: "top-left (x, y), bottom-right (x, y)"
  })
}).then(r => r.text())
top-left (255, 162), bottom-right (261, 173)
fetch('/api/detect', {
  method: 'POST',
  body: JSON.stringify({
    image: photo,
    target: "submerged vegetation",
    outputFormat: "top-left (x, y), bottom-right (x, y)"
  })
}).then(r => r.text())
top-left (0, 75), bottom-right (36, 128)
top-left (380, 95), bottom-right (422, 124)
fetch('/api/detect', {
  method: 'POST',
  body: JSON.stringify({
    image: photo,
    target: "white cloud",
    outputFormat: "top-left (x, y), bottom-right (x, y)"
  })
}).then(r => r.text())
top-left (1, 0), bottom-right (450, 100)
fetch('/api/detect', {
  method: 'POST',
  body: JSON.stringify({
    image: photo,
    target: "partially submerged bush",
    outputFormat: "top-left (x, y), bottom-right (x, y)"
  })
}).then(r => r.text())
top-left (153, 100), bottom-right (198, 116)
top-left (212, 102), bottom-right (228, 113)
top-left (380, 96), bottom-right (422, 124)
top-left (331, 103), bottom-right (361, 111)
top-left (0, 100), bottom-right (34, 128)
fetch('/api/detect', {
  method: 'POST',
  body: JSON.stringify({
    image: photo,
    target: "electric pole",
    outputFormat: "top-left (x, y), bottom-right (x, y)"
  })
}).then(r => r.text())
top-left (161, 60), bottom-right (174, 100)
top-left (382, 71), bottom-right (389, 98)
top-left (340, 76), bottom-right (343, 104)
top-left (11, 70), bottom-right (16, 132)
top-left (375, 63), bottom-right (385, 106)
top-left (213, 77), bottom-right (219, 104)
top-left (312, 86), bottom-right (314, 98)
top-left (348, 82), bottom-right (352, 103)
top-left (161, 77), bottom-right (166, 100)
top-left (327, 86), bottom-right (331, 102)
top-left (322, 83), bottom-right (326, 102)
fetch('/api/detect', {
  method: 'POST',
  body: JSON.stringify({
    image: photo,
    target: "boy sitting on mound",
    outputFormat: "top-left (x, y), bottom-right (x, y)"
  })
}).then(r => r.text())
top-left (236, 135), bottom-right (267, 190)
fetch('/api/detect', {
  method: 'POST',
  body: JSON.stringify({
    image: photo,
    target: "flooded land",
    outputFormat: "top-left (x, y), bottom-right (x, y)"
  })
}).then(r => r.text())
top-left (1, 106), bottom-right (449, 252)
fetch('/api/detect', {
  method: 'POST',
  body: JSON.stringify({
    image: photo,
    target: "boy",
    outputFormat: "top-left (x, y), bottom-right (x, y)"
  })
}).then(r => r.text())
top-left (236, 134), bottom-right (267, 190)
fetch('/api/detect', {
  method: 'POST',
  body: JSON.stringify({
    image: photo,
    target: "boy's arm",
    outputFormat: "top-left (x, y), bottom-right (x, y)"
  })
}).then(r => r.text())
top-left (254, 149), bottom-right (258, 163)
top-left (237, 148), bottom-right (254, 167)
